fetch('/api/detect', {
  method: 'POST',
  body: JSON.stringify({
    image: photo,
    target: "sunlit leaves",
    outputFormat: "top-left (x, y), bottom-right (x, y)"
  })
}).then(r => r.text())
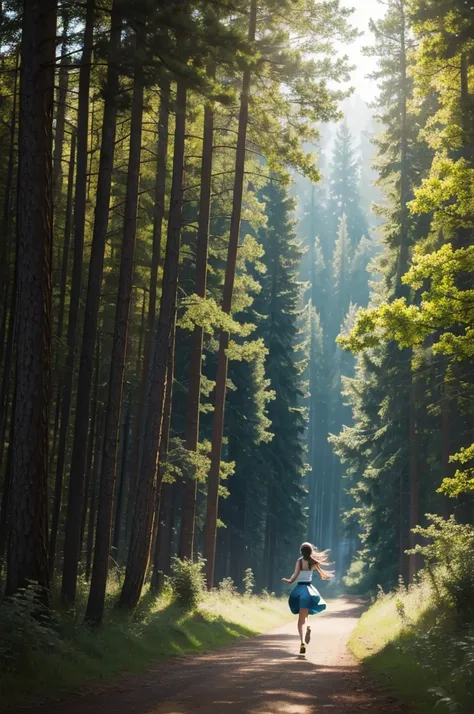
top-left (440, 443), bottom-right (474, 496)
top-left (410, 158), bottom-right (474, 231)
top-left (178, 295), bottom-right (255, 338)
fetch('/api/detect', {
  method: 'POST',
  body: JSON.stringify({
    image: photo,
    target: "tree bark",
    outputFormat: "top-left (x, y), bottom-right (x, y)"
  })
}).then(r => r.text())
top-left (0, 50), bottom-right (20, 552)
top-left (203, 0), bottom-right (257, 590)
top-left (127, 79), bottom-right (170, 545)
top-left (150, 334), bottom-right (175, 594)
top-left (0, 49), bottom-right (19, 376)
top-left (85, 43), bottom-right (144, 623)
top-left (408, 377), bottom-right (420, 583)
top-left (53, 9), bottom-right (69, 199)
top-left (48, 128), bottom-right (76, 570)
top-left (307, 186), bottom-right (318, 543)
top-left (440, 373), bottom-right (453, 519)
top-left (80, 335), bottom-right (101, 552)
top-left (119, 79), bottom-right (187, 611)
top-left (179, 69), bottom-right (214, 560)
top-left (6, 0), bottom-right (57, 598)
top-left (85, 406), bottom-right (104, 581)
top-left (394, 0), bottom-right (412, 585)
top-left (112, 397), bottom-right (131, 558)
top-left (60, 0), bottom-right (95, 602)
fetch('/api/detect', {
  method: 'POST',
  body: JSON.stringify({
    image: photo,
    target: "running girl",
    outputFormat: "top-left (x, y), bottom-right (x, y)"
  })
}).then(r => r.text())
top-left (282, 542), bottom-right (334, 655)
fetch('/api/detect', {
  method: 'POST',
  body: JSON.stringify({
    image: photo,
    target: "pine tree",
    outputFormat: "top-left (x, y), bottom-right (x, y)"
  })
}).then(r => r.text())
top-left (334, 0), bottom-right (440, 588)
top-left (253, 179), bottom-right (307, 592)
top-left (6, 0), bottom-right (57, 598)
top-left (332, 214), bottom-right (352, 340)
top-left (60, 0), bottom-right (96, 601)
top-left (328, 122), bottom-right (369, 255)
top-left (306, 303), bottom-right (327, 546)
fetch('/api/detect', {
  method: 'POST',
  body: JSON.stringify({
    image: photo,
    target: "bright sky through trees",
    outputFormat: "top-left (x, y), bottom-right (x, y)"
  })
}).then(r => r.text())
top-left (343, 1), bottom-right (386, 101)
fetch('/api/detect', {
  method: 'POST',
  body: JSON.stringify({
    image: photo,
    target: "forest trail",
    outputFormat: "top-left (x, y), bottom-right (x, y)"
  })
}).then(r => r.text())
top-left (13, 598), bottom-right (405, 714)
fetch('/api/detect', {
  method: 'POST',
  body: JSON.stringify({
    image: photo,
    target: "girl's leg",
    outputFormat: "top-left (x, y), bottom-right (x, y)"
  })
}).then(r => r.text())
top-left (298, 608), bottom-right (309, 643)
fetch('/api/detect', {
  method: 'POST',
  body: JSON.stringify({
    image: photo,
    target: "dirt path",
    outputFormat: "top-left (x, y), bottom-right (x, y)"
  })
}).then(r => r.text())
top-left (13, 597), bottom-right (405, 713)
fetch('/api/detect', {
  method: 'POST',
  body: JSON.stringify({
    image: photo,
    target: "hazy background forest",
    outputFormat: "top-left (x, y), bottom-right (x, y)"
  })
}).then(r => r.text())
top-left (1, 0), bottom-right (474, 710)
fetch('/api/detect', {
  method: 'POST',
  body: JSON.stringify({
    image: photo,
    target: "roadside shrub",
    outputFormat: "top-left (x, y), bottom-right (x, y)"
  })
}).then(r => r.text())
top-left (243, 568), bottom-right (255, 596)
top-left (410, 515), bottom-right (474, 622)
top-left (218, 577), bottom-right (236, 596)
top-left (0, 584), bottom-right (66, 675)
top-left (169, 557), bottom-right (205, 609)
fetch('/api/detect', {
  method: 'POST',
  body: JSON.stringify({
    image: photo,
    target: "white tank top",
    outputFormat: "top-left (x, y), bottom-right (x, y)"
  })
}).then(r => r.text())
top-left (298, 559), bottom-right (313, 582)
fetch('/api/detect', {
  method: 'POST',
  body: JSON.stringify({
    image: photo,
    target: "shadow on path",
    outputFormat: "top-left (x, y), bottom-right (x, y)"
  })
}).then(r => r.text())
top-left (7, 597), bottom-right (405, 714)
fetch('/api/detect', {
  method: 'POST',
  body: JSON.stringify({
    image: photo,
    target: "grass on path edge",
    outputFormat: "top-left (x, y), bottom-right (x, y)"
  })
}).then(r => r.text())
top-left (348, 584), bottom-right (450, 714)
top-left (0, 592), bottom-right (290, 708)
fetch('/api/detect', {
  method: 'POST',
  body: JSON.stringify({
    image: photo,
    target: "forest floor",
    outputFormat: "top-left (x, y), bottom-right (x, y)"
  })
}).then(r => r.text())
top-left (7, 597), bottom-right (406, 714)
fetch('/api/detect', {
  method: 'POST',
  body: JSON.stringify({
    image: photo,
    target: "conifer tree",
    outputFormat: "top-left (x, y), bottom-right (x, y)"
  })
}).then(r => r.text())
top-left (328, 123), bottom-right (369, 255)
top-left (334, 0), bottom-right (439, 588)
top-left (252, 179), bottom-right (307, 591)
top-left (6, 0), bottom-right (57, 598)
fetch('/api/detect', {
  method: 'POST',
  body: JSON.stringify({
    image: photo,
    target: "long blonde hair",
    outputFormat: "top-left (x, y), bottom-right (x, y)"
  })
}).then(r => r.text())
top-left (300, 542), bottom-right (334, 581)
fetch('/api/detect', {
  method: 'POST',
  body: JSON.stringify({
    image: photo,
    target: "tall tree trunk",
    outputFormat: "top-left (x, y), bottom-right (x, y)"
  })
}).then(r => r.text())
top-left (80, 335), bottom-right (101, 552)
top-left (440, 373), bottom-right (453, 519)
top-left (48, 129), bottom-right (76, 569)
top-left (127, 80), bottom-right (170, 545)
top-left (0, 403), bottom-right (14, 578)
top-left (85, 46), bottom-right (144, 624)
top-left (262, 479), bottom-right (273, 591)
top-left (67, 0), bottom-right (121, 565)
top-left (153, 479), bottom-right (178, 593)
top-left (179, 69), bottom-right (215, 560)
top-left (408, 376), bottom-right (420, 582)
top-left (0, 49), bottom-right (19, 374)
top-left (87, 98), bottom-right (96, 202)
top-left (119, 79), bottom-right (187, 611)
top-left (53, 9), bottom-right (69, 199)
top-left (6, 0), bottom-right (57, 598)
top-left (203, 0), bottom-right (257, 590)
top-left (0, 261), bottom-right (17, 479)
top-left (59, 0), bottom-right (95, 601)
top-left (307, 185), bottom-right (317, 543)
top-left (85, 406), bottom-right (104, 580)
top-left (0, 59), bottom-right (19, 532)
top-left (112, 396), bottom-right (131, 557)
top-left (150, 333), bottom-right (175, 594)
top-left (60, 1), bottom-right (123, 599)
top-left (394, 0), bottom-right (412, 585)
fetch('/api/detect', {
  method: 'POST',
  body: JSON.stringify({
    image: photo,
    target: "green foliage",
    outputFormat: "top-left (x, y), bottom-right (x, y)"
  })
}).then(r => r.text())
top-left (409, 515), bottom-right (474, 622)
top-left (243, 568), bottom-right (255, 596)
top-left (178, 295), bottom-right (255, 339)
top-left (443, 444), bottom-right (474, 497)
top-left (218, 577), bottom-right (237, 596)
top-left (410, 158), bottom-right (474, 232)
top-left (0, 586), bottom-right (289, 708)
top-left (339, 243), bottom-right (474, 359)
top-left (351, 521), bottom-right (474, 714)
top-left (349, 579), bottom-right (453, 714)
top-left (0, 585), bottom-right (65, 677)
top-left (343, 557), bottom-right (372, 593)
top-left (328, 123), bottom-right (369, 250)
top-left (169, 558), bottom-right (206, 609)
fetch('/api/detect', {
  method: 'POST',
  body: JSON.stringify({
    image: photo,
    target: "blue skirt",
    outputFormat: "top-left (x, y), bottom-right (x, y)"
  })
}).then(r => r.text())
top-left (289, 582), bottom-right (326, 615)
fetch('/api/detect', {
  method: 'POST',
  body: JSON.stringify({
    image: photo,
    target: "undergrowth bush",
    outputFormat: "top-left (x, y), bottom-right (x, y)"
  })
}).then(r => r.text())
top-left (168, 557), bottom-right (205, 608)
top-left (0, 584), bottom-right (67, 676)
top-left (401, 516), bottom-right (474, 712)
top-left (218, 577), bottom-right (237, 596)
top-left (243, 568), bottom-right (255, 596)
top-left (343, 551), bottom-right (397, 595)
top-left (410, 515), bottom-right (474, 622)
